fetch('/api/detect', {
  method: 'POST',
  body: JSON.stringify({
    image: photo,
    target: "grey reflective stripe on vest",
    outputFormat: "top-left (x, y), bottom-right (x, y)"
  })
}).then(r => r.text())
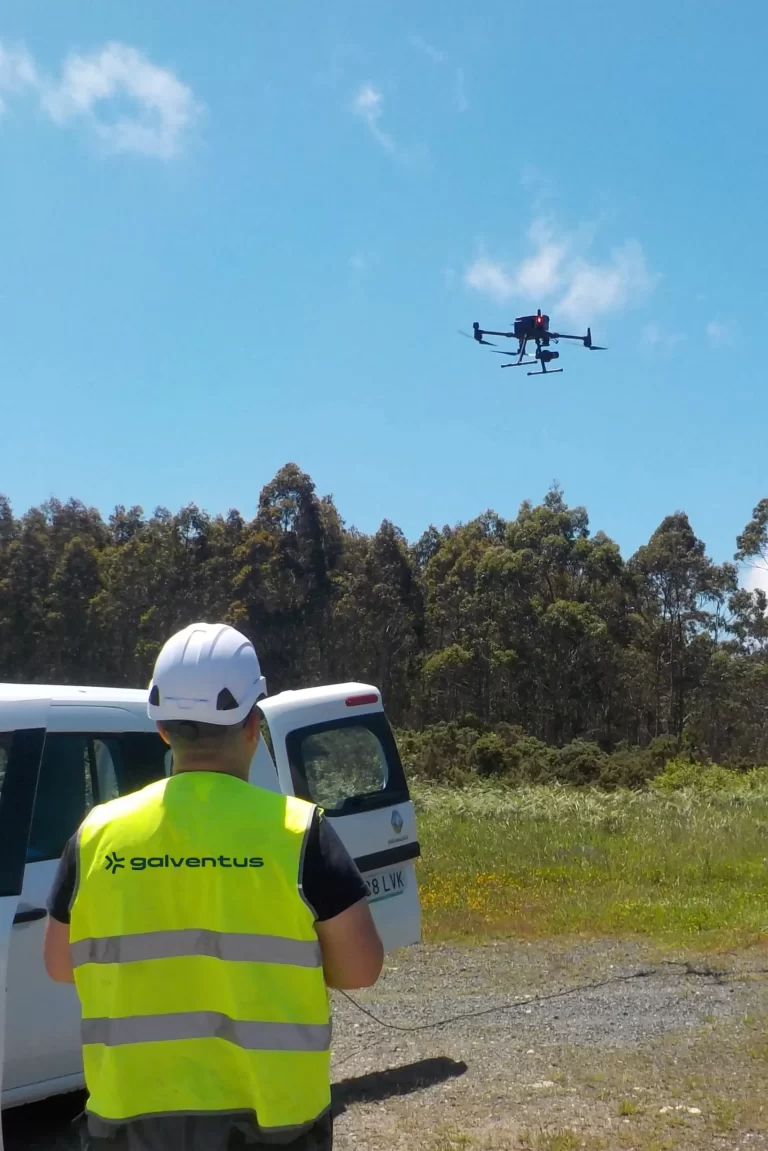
top-left (71, 929), bottom-right (322, 969)
top-left (81, 1012), bottom-right (331, 1052)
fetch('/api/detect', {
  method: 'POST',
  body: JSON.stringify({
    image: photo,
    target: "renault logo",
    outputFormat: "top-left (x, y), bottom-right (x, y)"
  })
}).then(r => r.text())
top-left (391, 810), bottom-right (404, 835)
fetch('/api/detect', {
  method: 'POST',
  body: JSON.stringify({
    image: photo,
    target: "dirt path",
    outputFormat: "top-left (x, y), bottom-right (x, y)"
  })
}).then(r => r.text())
top-left (7, 940), bottom-right (768, 1150)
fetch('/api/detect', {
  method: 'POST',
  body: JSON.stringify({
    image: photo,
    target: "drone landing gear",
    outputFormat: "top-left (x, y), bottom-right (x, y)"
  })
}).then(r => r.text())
top-left (527, 367), bottom-right (564, 376)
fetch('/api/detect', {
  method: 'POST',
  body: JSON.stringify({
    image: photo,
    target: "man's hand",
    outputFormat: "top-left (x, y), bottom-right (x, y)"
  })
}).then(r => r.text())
top-left (43, 915), bottom-right (75, 983)
top-left (315, 897), bottom-right (384, 989)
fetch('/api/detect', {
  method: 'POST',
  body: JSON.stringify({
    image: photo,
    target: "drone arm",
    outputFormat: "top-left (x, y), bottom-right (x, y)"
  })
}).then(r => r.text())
top-left (480, 329), bottom-right (516, 338)
top-left (549, 331), bottom-right (586, 342)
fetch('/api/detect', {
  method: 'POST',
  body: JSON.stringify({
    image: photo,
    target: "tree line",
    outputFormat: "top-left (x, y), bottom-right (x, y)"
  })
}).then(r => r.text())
top-left (2, 463), bottom-right (768, 778)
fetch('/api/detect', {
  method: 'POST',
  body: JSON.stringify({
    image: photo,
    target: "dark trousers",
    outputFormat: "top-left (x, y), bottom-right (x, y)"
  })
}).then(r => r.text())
top-left (78, 1112), bottom-right (333, 1151)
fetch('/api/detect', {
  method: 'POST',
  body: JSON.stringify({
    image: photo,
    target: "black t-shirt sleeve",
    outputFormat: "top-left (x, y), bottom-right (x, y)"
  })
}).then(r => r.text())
top-left (46, 834), bottom-right (79, 925)
top-left (300, 809), bottom-right (369, 922)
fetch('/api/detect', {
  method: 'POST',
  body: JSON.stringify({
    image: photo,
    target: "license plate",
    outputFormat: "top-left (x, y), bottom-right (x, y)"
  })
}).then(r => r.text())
top-left (363, 867), bottom-right (406, 904)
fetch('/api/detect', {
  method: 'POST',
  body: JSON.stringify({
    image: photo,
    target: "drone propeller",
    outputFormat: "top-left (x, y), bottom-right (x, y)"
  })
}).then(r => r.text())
top-left (458, 330), bottom-right (497, 347)
top-left (584, 327), bottom-right (607, 351)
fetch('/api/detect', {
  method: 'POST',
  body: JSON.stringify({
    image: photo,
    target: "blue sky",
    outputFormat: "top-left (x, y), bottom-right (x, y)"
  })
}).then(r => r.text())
top-left (1, 0), bottom-right (765, 581)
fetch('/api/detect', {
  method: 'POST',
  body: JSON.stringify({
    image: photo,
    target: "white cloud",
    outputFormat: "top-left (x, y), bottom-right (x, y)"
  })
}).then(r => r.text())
top-left (464, 257), bottom-right (515, 301)
top-left (354, 83), bottom-right (382, 119)
top-left (557, 240), bottom-right (656, 324)
top-left (41, 42), bottom-right (199, 159)
top-left (455, 67), bottom-right (468, 113)
top-left (352, 82), bottom-right (395, 153)
top-left (743, 563), bottom-right (768, 595)
top-left (348, 247), bottom-right (380, 282)
top-left (411, 35), bottom-right (445, 64)
top-left (410, 35), bottom-right (467, 113)
top-left (0, 38), bottom-right (198, 158)
top-left (515, 222), bottom-right (567, 296)
top-left (0, 42), bottom-right (38, 112)
top-left (464, 217), bottom-right (657, 325)
top-left (706, 320), bottom-right (735, 347)
top-left (644, 323), bottom-right (685, 348)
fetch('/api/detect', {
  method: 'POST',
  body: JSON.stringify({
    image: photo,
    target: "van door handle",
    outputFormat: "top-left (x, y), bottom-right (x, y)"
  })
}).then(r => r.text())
top-left (13, 907), bottom-right (47, 925)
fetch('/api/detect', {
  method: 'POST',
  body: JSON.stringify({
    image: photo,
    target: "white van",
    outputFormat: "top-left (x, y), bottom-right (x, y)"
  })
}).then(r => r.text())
top-left (0, 683), bottom-right (420, 1110)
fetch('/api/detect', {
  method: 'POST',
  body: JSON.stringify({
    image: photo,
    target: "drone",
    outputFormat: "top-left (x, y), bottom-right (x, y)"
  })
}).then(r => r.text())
top-left (463, 310), bottom-right (607, 375)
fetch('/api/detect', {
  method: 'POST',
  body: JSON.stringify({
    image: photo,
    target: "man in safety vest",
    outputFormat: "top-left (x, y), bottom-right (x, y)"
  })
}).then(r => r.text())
top-left (44, 622), bottom-right (384, 1151)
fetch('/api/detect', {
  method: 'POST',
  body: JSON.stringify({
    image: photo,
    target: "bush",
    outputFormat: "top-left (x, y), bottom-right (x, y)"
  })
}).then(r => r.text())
top-left (646, 735), bottom-right (680, 770)
top-left (394, 722), bottom-right (757, 793)
top-left (597, 747), bottom-right (657, 790)
top-left (395, 722), bottom-right (480, 784)
top-left (505, 735), bottom-right (560, 783)
top-left (468, 732), bottom-right (511, 777)
top-left (556, 740), bottom-right (608, 785)
top-left (651, 758), bottom-right (741, 793)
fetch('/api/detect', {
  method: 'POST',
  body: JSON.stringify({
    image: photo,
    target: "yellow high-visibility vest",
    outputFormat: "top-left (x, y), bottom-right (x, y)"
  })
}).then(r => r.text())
top-left (69, 772), bottom-right (331, 1138)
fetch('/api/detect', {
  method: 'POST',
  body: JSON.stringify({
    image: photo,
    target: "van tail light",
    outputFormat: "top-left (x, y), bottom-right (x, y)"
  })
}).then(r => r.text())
top-left (345, 693), bottom-right (379, 707)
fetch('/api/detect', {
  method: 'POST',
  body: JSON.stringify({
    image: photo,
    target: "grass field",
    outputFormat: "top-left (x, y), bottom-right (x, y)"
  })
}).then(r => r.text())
top-left (413, 781), bottom-right (768, 948)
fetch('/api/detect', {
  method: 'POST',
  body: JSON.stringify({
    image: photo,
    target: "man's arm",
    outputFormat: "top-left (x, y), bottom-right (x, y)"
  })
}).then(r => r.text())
top-left (315, 897), bottom-right (384, 990)
top-left (43, 836), bottom-right (77, 984)
top-left (302, 811), bottom-right (384, 990)
top-left (44, 915), bottom-right (74, 983)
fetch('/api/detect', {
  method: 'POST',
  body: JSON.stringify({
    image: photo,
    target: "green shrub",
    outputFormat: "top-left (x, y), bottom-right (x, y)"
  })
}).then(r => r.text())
top-left (467, 732), bottom-right (511, 777)
top-left (651, 758), bottom-right (741, 792)
top-left (598, 748), bottom-right (658, 790)
top-left (506, 735), bottom-right (561, 783)
top-left (395, 722), bottom-right (479, 784)
top-left (394, 722), bottom-right (765, 794)
top-left (556, 740), bottom-right (608, 785)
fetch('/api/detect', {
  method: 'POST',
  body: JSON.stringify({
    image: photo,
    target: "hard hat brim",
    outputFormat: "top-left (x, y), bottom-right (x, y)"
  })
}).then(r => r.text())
top-left (147, 676), bottom-right (267, 726)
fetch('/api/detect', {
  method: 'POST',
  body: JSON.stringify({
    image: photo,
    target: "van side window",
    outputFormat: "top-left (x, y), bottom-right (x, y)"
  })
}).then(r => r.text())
top-left (93, 739), bottom-right (119, 802)
top-left (96, 733), bottom-right (169, 794)
top-left (0, 732), bottom-right (9, 790)
top-left (26, 735), bottom-right (93, 863)
top-left (26, 732), bottom-right (169, 862)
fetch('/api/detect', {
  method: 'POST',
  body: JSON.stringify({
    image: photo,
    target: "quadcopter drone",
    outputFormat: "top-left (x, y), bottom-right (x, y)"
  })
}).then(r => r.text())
top-left (463, 310), bottom-right (607, 375)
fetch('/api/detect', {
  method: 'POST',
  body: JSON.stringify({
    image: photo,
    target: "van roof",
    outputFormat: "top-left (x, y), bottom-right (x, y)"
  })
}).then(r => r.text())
top-left (0, 681), bottom-right (380, 709)
top-left (0, 683), bottom-right (147, 705)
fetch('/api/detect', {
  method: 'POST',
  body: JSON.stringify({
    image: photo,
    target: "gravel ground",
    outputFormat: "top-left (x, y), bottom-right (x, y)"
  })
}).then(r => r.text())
top-left (6, 940), bottom-right (768, 1150)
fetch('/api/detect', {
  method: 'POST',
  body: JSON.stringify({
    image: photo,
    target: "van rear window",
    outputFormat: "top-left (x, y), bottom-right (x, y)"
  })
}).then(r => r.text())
top-left (285, 713), bottom-right (410, 815)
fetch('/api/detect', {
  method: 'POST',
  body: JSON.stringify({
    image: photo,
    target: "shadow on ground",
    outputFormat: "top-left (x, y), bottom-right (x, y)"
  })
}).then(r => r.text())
top-left (1, 1059), bottom-right (468, 1148)
top-left (3, 1091), bottom-right (85, 1151)
top-left (332, 1056), bottom-right (468, 1117)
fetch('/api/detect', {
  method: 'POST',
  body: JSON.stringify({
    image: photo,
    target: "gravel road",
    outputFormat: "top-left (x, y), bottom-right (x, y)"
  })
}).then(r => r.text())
top-left (6, 940), bottom-right (768, 1150)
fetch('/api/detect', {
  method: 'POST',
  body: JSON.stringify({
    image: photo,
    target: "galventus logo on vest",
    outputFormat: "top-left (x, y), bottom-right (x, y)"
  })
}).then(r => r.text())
top-left (105, 852), bottom-right (265, 873)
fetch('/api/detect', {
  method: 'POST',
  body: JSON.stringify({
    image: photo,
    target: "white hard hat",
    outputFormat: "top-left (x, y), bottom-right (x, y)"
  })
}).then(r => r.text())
top-left (147, 622), bottom-right (267, 726)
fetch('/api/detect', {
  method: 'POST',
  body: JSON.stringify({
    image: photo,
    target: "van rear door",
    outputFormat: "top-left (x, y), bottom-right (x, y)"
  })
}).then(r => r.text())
top-left (258, 684), bottom-right (420, 952)
top-left (0, 699), bottom-right (48, 1145)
